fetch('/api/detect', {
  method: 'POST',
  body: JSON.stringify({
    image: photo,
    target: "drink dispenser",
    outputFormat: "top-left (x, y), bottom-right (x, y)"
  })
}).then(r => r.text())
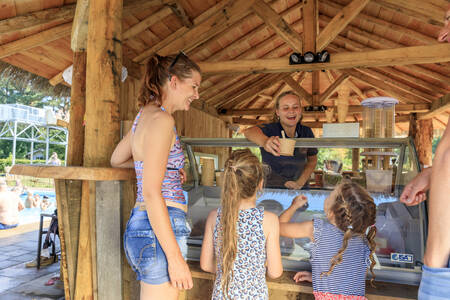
top-left (361, 97), bottom-right (398, 193)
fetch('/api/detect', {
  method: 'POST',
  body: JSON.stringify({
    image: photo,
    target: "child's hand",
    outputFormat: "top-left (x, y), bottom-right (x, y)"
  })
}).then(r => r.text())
top-left (291, 195), bottom-right (307, 209)
top-left (293, 271), bottom-right (312, 283)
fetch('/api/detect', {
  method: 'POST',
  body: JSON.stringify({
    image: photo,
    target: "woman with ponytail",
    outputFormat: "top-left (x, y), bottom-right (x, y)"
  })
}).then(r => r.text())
top-left (279, 180), bottom-right (377, 300)
top-left (111, 52), bottom-right (201, 299)
top-left (200, 149), bottom-right (283, 299)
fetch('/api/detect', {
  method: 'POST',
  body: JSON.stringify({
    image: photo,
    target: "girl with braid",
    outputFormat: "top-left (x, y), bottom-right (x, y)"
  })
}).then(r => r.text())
top-left (279, 181), bottom-right (377, 300)
top-left (200, 149), bottom-right (283, 299)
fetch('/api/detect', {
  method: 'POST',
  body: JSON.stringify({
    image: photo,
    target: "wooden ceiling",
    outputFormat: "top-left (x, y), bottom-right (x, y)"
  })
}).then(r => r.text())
top-left (1, 0), bottom-right (449, 132)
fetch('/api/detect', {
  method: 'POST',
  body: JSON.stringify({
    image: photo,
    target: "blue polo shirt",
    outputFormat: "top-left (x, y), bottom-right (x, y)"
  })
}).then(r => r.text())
top-left (259, 122), bottom-right (318, 188)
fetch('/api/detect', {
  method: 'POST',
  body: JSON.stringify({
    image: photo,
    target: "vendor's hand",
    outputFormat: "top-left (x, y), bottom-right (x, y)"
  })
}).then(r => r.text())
top-left (400, 168), bottom-right (432, 206)
top-left (293, 271), bottom-right (312, 283)
top-left (263, 136), bottom-right (281, 156)
top-left (285, 181), bottom-right (302, 190)
top-left (179, 168), bottom-right (187, 184)
top-left (291, 195), bottom-right (308, 209)
top-left (168, 255), bottom-right (193, 290)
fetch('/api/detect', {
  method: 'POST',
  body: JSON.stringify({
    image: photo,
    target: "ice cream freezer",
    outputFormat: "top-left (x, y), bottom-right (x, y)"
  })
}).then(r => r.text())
top-left (180, 137), bottom-right (426, 286)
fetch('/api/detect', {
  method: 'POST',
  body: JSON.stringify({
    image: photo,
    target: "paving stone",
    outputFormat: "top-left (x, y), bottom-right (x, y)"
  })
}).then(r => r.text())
top-left (0, 275), bottom-right (29, 293)
top-left (0, 260), bottom-right (23, 269)
top-left (0, 262), bottom-right (59, 281)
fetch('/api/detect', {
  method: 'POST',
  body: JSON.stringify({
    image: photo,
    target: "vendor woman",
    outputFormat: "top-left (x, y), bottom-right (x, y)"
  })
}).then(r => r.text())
top-left (244, 91), bottom-right (318, 189)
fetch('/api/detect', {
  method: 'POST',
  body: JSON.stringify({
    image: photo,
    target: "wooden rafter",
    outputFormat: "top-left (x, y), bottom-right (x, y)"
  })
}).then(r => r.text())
top-left (252, 0), bottom-right (303, 52)
top-left (149, 0), bottom-right (254, 57)
top-left (345, 69), bottom-right (425, 104)
top-left (419, 94), bottom-right (450, 120)
top-left (0, 4), bottom-right (75, 38)
top-left (122, 7), bottom-right (172, 41)
top-left (373, 0), bottom-right (445, 26)
top-left (302, 0), bottom-right (318, 53)
top-left (165, 0), bottom-right (193, 28)
top-left (321, 0), bottom-right (436, 45)
top-left (220, 73), bottom-right (289, 109)
top-left (319, 74), bottom-right (350, 104)
top-left (206, 75), bottom-right (260, 106)
top-left (0, 23), bottom-right (72, 59)
top-left (356, 68), bottom-right (434, 103)
top-left (317, 0), bottom-right (370, 51)
top-left (197, 43), bottom-right (450, 75)
top-left (283, 75), bottom-right (312, 105)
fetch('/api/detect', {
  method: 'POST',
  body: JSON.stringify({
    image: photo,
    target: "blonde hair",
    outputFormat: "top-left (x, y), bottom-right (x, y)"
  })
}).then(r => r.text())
top-left (219, 149), bottom-right (265, 295)
top-left (272, 90), bottom-right (303, 122)
top-left (137, 53), bottom-right (200, 108)
top-left (322, 180), bottom-right (377, 287)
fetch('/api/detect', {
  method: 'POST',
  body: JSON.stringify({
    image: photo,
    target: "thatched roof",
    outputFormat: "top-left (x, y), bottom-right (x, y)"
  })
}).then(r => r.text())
top-left (0, 0), bottom-right (449, 132)
top-left (0, 61), bottom-right (70, 98)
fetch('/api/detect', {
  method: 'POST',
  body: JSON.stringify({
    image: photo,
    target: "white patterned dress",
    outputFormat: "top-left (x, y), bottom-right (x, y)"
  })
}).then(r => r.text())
top-left (212, 206), bottom-right (268, 300)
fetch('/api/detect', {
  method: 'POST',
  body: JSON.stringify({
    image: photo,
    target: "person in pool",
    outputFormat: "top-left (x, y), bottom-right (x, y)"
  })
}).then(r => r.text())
top-left (0, 179), bottom-right (24, 230)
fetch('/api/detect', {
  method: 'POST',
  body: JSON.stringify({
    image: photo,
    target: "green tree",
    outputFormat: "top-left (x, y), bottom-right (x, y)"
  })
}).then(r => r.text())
top-left (0, 77), bottom-right (46, 107)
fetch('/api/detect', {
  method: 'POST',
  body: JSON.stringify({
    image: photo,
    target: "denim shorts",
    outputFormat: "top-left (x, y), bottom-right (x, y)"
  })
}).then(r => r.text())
top-left (123, 205), bottom-right (191, 285)
top-left (418, 259), bottom-right (450, 300)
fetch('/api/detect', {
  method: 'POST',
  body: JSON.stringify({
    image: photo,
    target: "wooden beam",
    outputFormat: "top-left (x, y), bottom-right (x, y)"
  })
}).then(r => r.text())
top-left (283, 75), bottom-right (312, 105)
top-left (419, 94), bottom-right (450, 120)
top-left (221, 73), bottom-right (289, 109)
top-left (166, 0), bottom-right (193, 28)
top-left (71, 0), bottom-right (89, 51)
top-left (0, 23), bottom-right (72, 59)
top-left (132, 0), bottom-right (236, 62)
top-left (356, 68), bottom-right (435, 103)
top-left (374, 0), bottom-right (445, 26)
top-left (302, 0), bottom-right (318, 53)
top-left (321, 0), bottom-right (436, 45)
top-left (252, 0), bottom-right (302, 52)
top-left (233, 114), bottom-right (412, 127)
top-left (312, 71), bottom-right (320, 106)
top-left (206, 75), bottom-right (260, 106)
top-left (0, 4), bottom-right (75, 37)
top-left (220, 103), bottom-right (432, 117)
top-left (345, 69), bottom-right (424, 104)
top-left (157, 0), bottom-right (254, 56)
top-left (317, 0), bottom-right (370, 51)
top-left (197, 43), bottom-right (450, 75)
top-left (319, 74), bottom-right (350, 104)
top-left (122, 6), bottom-right (172, 40)
top-left (9, 165), bottom-right (134, 180)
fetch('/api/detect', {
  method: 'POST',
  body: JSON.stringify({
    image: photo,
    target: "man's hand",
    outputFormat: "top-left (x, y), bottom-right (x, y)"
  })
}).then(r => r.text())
top-left (400, 167), bottom-right (432, 206)
top-left (263, 136), bottom-right (281, 156)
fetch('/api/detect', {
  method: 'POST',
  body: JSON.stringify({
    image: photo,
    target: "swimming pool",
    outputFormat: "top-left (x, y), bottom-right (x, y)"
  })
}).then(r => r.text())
top-left (19, 190), bottom-right (57, 225)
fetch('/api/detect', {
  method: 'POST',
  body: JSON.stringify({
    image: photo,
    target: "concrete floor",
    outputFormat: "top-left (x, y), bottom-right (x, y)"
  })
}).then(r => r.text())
top-left (0, 227), bottom-right (64, 299)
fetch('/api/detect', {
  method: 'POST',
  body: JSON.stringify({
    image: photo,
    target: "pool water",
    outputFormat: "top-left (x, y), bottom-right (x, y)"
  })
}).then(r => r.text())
top-left (19, 190), bottom-right (57, 225)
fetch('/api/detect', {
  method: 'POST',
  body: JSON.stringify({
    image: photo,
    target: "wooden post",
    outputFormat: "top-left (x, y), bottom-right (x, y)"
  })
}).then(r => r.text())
top-left (409, 113), bottom-right (433, 167)
top-left (55, 51), bottom-right (86, 300)
top-left (119, 79), bottom-right (139, 300)
top-left (75, 0), bottom-right (123, 299)
top-left (352, 148), bottom-right (360, 172)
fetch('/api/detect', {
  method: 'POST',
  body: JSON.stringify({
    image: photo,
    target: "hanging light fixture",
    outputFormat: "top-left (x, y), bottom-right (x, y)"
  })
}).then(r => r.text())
top-left (289, 52), bottom-right (302, 65)
top-left (303, 51), bottom-right (315, 63)
top-left (316, 50), bottom-right (330, 63)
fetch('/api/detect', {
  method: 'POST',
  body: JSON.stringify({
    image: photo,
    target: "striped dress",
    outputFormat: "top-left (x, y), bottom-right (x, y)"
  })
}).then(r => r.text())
top-left (132, 106), bottom-right (186, 205)
top-left (311, 218), bottom-right (371, 300)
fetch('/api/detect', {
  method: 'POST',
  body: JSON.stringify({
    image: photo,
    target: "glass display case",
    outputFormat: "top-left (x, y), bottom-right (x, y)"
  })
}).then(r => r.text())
top-left (181, 137), bottom-right (425, 286)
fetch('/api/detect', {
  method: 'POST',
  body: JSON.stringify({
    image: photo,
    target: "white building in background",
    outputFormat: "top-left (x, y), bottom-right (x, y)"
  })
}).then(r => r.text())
top-left (0, 104), bottom-right (68, 165)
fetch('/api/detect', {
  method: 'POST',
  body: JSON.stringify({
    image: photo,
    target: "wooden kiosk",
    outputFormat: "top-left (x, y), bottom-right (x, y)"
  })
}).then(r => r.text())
top-left (2, 0), bottom-right (449, 299)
